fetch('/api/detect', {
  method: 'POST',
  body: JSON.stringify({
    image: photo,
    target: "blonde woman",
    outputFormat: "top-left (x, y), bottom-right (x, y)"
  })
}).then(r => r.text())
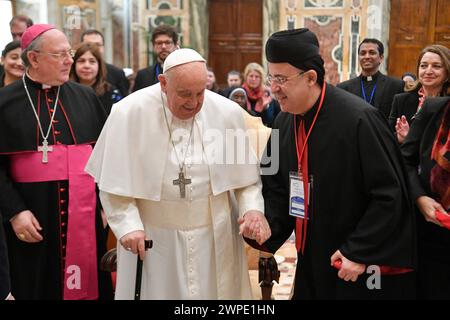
top-left (242, 62), bottom-right (280, 126)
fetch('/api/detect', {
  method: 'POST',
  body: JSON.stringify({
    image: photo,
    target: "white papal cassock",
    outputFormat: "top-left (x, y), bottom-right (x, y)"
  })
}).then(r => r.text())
top-left (85, 83), bottom-right (265, 300)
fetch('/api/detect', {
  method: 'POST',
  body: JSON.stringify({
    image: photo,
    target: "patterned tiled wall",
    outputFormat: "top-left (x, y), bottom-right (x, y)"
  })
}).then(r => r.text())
top-left (17, 0), bottom-right (389, 77)
top-left (139, 0), bottom-right (189, 68)
top-left (278, 0), bottom-right (389, 83)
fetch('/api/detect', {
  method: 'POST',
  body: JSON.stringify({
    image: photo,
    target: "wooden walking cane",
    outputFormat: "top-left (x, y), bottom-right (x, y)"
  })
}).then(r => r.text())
top-left (135, 239), bottom-right (153, 300)
top-left (258, 252), bottom-right (280, 300)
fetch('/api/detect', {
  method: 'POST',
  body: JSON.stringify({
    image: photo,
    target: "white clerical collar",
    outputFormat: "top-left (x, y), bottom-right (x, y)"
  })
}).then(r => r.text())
top-left (26, 71), bottom-right (54, 89)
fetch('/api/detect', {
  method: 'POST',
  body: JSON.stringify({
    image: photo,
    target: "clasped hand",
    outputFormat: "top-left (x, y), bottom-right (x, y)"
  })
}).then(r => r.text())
top-left (237, 210), bottom-right (271, 245)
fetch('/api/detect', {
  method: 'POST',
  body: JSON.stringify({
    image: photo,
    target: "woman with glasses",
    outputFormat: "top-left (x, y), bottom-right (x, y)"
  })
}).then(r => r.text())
top-left (0, 40), bottom-right (24, 88)
top-left (70, 43), bottom-right (121, 115)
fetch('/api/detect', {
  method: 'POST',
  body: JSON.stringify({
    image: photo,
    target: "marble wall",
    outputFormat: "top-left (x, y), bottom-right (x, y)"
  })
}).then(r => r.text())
top-left (13, 0), bottom-right (390, 77)
top-left (278, 0), bottom-right (390, 83)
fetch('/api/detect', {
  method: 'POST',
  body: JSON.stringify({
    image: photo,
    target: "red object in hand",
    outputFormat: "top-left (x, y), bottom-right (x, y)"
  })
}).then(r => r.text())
top-left (332, 259), bottom-right (342, 269)
top-left (332, 258), bottom-right (412, 275)
top-left (435, 210), bottom-right (450, 230)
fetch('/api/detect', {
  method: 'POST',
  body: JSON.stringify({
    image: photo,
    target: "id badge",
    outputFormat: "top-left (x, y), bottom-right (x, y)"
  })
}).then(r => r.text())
top-left (289, 171), bottom-right (311, 219)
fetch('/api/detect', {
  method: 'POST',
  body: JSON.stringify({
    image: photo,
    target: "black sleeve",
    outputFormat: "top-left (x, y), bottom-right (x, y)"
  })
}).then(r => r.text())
top-left (0, 156), bottom-right (27, 222)
top-left (389, 94), bottom-right (401, 132)
top-left (0, 212), bottom-right (11, 299)
top-left (340, 110), bottom-right (414, 266)
top-left (257, 119), bottom-right (296, 253)
top-left (132, 70), bottom-right (145, 92)
top-left (116, 69), bottom-right (129, 98)
top-left (400, 106), bottom-right (430, 201)
top-left (336, 81), bottom-right (345, 90)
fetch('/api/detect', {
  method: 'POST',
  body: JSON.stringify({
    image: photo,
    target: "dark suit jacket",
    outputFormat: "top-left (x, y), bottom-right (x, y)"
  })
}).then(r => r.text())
top-left (388, 91), bottom-right (420, 132)
top-left (133, 63), bottom-right (161, 92)
top-left (401, 96), bottom-right (449, 201)
top-left (401, 96), bottom-right (450, 263)
top-left (337, 72), bottom-right (404, 119)
top-left (0, 213), bottom-right (11, 299)
top-left (105, 63), bottom-right (129, 98)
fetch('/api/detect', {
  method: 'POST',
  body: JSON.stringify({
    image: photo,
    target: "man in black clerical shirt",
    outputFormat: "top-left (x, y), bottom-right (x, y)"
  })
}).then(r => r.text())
top-left (337, 38), bottom-right (404, 119)
top-left (245, 28), bottom-right (416, 300)
top-left (0, 24), bottom-right (112, 300)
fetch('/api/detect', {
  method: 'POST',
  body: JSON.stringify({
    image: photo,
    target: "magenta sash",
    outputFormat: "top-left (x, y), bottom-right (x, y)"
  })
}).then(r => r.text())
top-left (9, 145), bottom-right (98, 300)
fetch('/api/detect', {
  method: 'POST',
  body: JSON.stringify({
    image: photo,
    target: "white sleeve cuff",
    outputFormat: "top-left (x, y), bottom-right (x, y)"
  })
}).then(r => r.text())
top-left (99, 191), bottom-right (145, 240)
top-left (235, 179), bottom-right (265, 217)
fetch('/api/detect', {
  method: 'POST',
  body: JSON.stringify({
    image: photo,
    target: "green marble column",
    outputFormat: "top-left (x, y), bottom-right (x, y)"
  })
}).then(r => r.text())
top-left (263, 0), bottom-right (280, 66)
top-left (189, 0), bottom-right (208, 57)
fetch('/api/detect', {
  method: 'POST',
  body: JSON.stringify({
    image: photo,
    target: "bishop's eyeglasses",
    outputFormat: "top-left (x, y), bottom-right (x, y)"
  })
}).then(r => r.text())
top-left (266, 70), bottom-right (307, 86)
top-left (34, 49), bottom-right (76, 60)
top-left (154, 40), bottom-right (174, 47)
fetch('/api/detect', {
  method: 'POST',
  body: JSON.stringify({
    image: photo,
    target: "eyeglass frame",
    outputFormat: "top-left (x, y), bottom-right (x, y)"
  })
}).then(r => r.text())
top-left (33, 49), bottom-right (75, 60)
top-left (153, 40), bottom-right (175, 47)
top-left (266, 70), bottom-right (307, 86)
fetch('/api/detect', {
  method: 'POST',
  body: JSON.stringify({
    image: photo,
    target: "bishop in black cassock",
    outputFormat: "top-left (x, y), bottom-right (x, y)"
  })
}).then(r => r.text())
top-left (247, 28), bottom-right (416, 300)
top-left (0, 24), bottom-right (112, 300)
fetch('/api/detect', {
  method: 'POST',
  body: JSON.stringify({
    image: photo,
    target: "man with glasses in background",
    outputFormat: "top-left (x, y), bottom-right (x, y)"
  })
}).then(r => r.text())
top-left (0, 24), bottom-right (112, 300)
top-left (246, 28), bottom-right (417, 300)
top-left (81, 29), bottom-right (129, 98)
top-left (133, 24), bottom-right (179, 92)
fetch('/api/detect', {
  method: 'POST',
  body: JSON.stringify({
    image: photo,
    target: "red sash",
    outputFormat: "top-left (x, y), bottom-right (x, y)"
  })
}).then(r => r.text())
top-left (9, 144), bottom-right (98, 300)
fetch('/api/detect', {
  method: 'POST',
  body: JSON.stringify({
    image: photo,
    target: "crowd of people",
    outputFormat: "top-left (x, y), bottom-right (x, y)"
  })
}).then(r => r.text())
top-left (0, 16), bottom-right (449, 301)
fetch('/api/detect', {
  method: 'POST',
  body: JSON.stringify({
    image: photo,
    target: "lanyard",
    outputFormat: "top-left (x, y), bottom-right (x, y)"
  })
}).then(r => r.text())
top-left (360, 78), bottom-right (376, 104)
top-left (294, 82), bottom-right (327, 172)
top-left (293, 82), bottom-right (326, 254)
top-left (155, 63), bottom-right (161, 79)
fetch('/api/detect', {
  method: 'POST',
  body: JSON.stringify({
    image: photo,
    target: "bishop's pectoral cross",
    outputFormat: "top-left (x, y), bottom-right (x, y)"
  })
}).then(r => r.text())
top-left (173, 170), bottom-right (192, 198)
top-left (38, 139), bottom-right (53, 163)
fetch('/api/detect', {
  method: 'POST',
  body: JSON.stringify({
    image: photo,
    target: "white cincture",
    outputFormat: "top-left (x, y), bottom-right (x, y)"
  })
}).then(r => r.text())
top-left (161, 91), bottom-right (195, 198)
top-left (22, 74), bottom-right (60, 163)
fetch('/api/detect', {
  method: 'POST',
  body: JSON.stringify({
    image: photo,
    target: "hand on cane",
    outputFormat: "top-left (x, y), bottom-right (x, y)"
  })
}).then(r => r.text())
top-left (120, 230), bottom-right (147, 260)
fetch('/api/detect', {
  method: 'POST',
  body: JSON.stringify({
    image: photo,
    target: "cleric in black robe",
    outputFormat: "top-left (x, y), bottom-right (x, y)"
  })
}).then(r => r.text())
top-left (247, 28), bottom-right (416, 299)
top-left (0, 24), bottom-right (112, 300)
top-left (0, 212), bottom-right (12, 300)
top-left (337, 38), bottom-right (404, 120)
top-left (401, 96), bottom-right (450, 299)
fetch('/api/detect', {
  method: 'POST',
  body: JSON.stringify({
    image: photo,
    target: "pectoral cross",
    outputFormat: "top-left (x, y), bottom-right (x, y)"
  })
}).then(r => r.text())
top-left (37, 139), bottom-right (53, 163)
top-left (173, 170), bottom-right (191, 198)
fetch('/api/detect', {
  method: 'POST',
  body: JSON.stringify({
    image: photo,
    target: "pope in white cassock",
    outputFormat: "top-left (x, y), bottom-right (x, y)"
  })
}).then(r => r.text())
top-left (85, 48), bottom-right (271, 300)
